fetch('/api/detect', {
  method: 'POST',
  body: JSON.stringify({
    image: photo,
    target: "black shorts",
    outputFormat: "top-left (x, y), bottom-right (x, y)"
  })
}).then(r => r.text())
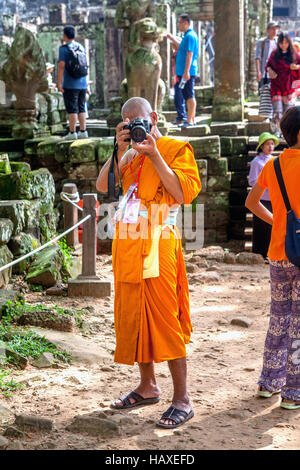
top-left (63, 88), bottom-right (87, 114)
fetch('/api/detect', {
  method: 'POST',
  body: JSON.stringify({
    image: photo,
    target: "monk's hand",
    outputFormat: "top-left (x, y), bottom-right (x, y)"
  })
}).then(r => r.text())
top-left (116, 119), bottom-right (131, 153)
top-left (131, 134), bottom-right (159, 161)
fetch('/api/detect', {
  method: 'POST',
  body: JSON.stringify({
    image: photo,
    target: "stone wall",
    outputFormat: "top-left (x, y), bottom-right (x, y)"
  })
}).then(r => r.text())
top-left (0, 156), bottom-right (57, 286)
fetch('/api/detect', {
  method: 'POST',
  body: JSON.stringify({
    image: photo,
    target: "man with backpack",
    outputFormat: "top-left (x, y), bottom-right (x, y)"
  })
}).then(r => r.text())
top-left (58, 25), bottom-right (89, 140)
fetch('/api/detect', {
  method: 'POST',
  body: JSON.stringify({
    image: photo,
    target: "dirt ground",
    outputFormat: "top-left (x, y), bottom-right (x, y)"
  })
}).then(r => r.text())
top-left (1, 249), bottom-right (300, 451)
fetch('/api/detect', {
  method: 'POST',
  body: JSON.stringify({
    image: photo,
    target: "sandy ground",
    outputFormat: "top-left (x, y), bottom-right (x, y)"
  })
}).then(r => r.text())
top-left (1, 251), bottom-right (300, 451)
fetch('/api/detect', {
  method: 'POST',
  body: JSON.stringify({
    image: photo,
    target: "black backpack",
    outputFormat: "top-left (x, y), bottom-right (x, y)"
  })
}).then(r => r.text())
top-left (64, 42), bottom-right (88, 79)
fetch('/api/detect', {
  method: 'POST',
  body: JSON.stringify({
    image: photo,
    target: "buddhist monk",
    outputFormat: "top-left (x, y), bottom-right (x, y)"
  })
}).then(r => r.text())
top-left (96, 97), bottom-right (201, 428)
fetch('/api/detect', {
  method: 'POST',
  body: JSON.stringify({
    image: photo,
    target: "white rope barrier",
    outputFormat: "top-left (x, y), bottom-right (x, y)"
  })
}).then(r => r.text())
top-left (0, 214), bottom-right (91, 273)
top-left (60, 191), bottom-right (83, 211)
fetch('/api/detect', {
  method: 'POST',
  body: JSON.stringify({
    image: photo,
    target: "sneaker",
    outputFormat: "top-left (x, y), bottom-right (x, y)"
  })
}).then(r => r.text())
top-left (78, 130), bottom-right (89, 139)
top-left (172, 119), bottom-right (186, 125)
top-left (63, 132), bottom-right (78, 140)
top-left (179, 121), bottom-right (194, 128)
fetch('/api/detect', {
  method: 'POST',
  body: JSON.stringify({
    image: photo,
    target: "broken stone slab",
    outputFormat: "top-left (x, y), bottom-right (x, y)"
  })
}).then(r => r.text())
top-left (3, 426), bottom-right (25, 438)
top-left (31, 327), bottom-right (112, 366)
top-left (66, 412), bottom-right (120, 437)
top-left (0, 404), bottom-right (14, 424)
top-left (0, 290), bottom-right (19, 317)
top-left (65, 162), bottom-right (99, 180)
top-left (6, 440), bottom-right (24, 450)
top-left (26, 245), bottom-right (64, 288)
top-left (0, 245), bottom-right (13, 288)
top-left (230, 317), bottom-right (253, 328)
top-left (0, 436), bottom-right (9, 450)
top-left (15, 414), bottom-right (53, 431)
top-left (17, 310), bottom-right (75, 332)
top-left (31, 352), bottom-right (56, 368)
top-left (0, 342), bottom-right (28, 369)
top-left (0, 200), bottom-right (26, 235)
top-left (185, 262), bottom-right (199, 273)
top-left (223, 252), bottom-right (236, 264)
top-left (0, 218), bottom-right (13, 245)
top-left (8, 232), bottom-right (34, 274)
top-left (236, 252), bottom-right (265, 265)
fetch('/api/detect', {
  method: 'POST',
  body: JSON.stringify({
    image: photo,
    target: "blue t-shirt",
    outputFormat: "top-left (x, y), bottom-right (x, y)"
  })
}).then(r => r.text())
top-left (175, 29), bottom-right (199, 77)
top-left (58, 41), bottom-right (88, 90)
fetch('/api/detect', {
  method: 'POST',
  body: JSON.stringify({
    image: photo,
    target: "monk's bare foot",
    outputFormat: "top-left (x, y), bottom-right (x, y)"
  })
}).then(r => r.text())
top-left (158, 397), bottom-right (193, 427)
top-left (111, 384), bottom-right (161, 408)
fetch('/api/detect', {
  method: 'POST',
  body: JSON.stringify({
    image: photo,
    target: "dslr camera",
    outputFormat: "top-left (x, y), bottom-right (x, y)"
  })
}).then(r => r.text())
top-left (123, 118), bottom-right (152, 143)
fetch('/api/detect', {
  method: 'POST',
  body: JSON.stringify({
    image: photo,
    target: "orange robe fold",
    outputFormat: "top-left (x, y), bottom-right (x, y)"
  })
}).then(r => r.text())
top-left (112, 136), bottom-right (201, 365)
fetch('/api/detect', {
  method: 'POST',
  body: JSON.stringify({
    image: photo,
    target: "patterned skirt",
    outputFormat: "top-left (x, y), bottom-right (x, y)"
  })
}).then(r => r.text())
top-left (258, 260), bottom-right (300, 401)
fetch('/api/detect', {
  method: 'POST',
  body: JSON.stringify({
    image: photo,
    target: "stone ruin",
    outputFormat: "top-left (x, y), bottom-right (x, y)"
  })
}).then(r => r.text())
top-left (0, 0), bottom-right (285, 289)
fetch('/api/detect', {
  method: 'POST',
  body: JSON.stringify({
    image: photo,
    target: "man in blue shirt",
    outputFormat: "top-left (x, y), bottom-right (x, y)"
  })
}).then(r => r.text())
top-left (166, 14), bottom-right (199, 127)
top-left (58, 25), bottom-right (88, 139)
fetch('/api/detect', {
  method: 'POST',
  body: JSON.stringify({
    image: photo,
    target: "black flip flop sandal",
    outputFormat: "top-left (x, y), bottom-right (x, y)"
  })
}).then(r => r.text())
top-left (156, 405), bottom-right (194, 429)
top-left (111, 390), bottom-right (160, 409)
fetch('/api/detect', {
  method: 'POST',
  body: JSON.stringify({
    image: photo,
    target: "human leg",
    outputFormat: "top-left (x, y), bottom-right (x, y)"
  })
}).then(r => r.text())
top-left (252, 200), bottom-right (272, 259)
top-left (111, 362), bottom-right (161, 408)
top-left (63, 88), bottom-right (79, 137)
top-left (280, 264), bottom-right (300, 404)
top-left (271, 97), bottom-right (283, 137)
top-left (157, 356), bottom-right (193, 427)
top-left (174, 78), bottom-right (187, 122)
top-left (257, 260), bottom-right (292, 393)
top-left (78, 89), bottom-right (87, 133)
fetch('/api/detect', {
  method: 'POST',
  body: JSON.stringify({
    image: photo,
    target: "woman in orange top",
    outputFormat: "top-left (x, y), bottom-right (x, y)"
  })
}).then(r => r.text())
top-left (246, 106), bottom-right (300, 410)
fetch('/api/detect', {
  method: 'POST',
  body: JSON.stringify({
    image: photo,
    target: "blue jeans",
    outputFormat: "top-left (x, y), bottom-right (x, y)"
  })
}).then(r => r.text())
top-left (174, 76), bottom-right (195, 121)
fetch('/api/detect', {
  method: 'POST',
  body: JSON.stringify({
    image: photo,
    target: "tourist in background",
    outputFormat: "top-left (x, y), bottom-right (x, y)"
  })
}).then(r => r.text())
top-left (246, 107), bottom-right (300, 410)
top-left (266, 32), bottom-right (300, 138)
top-left (166, 13), bottom-right (199, 127)
top-left (248, 132), bottom-right (279, 260)
top-left (58, 25), bottom-right (89, 140)
top-left (255, 21), bottom-right (279, 120)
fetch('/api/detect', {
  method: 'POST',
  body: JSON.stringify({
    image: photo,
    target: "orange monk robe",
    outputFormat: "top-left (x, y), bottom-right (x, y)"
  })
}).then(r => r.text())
top-left (112, 136), bottom-right (201, 365)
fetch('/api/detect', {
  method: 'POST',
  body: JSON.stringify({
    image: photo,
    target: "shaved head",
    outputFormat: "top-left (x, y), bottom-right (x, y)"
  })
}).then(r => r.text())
top-left (121, 97), bottom-right (153, 120)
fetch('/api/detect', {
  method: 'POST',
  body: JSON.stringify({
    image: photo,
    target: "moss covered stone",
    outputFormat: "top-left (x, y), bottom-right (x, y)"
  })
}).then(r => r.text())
top-left (69, 139), bottom-right (100, 163)
top-left (55, 140), bottom-right (72, 163)
top-left (0, 219), bottom-right (14, 245)
top-left (0, 201), bottom-right (26, 235)
top-left (187, 136), bottom-right (221, 159)
top-left (24, 138), bottom-right (47, 156)
top-left (207, 174), bottom-right (231, 192)
top-left (8, 232), bottom-right (34, 274)
top-left (9, 162), bottom-right (31, 172)
top-left (97, 137), bottom-right (115, 164)
top-left (208, 158), bottom-right (229, 176)
top-left (25, 245), bottom-right (64, 287)
top-left (180, 124), bottom-right (211, 137)
top-left (0, 169), bottom-right (55, 214)
top-left (36, 137), bottom-right (61, 156)
top-left (0, 245), bottom-right (13, 288)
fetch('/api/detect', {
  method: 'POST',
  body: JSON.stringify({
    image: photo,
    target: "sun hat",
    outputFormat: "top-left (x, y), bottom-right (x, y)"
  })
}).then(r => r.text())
top-left (46, 62), bottom-right (54, 70)
top-left (256, 132), bottom-right (280, 152)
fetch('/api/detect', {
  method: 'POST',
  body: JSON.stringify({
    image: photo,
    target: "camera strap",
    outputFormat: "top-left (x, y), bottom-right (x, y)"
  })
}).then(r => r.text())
top-left (108, 137), bottom-right (122, 200)
top-left (131, 155), bottom-right (146, 198)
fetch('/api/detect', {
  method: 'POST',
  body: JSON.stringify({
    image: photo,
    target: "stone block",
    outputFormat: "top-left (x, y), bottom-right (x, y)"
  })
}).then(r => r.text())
top-left (8, 232), bottom-right (34, 274)
top-left (196, 191), bottom-right (230, 210)
top-left (48, 110), bottom-right (61, 125)
top-left (69, 139), bottom-right (99, 163)
top-left (228, 154), bottom-right (251, 171)
top-left (231, 137), bottom-right (249, 155)
top-left (37, 137), bottom-right (61, 156)
top-left (195, 159), bottom-right (207, 192)
top-left (208, 157), bottom-right (228, 176)
top-left (210, 122), bottom-right (240, 136)
top-left (231, 171), bottom-right (249, 189)
top-left (246, 121), bottom-right (271, 136)
top-left (0, 245), bottom-right (13, 288)
top-left (68, 278), bottom-right (111, 298)
top-left (97, 137), bottom-right (115, 164)
top-left (10, 162), bottom-right (31, 172)
top-left (180, 124), bottom-right (211, 137)
top-left (0, 219), bottom-right (13, 245)
top-left (24, 138), bottom-right (47, 156)
top-left (0, 201), bottom-right (26, 235)
top-left (207, 173), bottom-right (231, 192)
top-left (187, 136), bottom-right (221, 159)
top-left (23, 200), bottom-right (40, 238)
top-left (0, 169), bottom-right (55, 214)
top-left (55, 140), bottom-right (72, 163)
top-left (65, 162), bottom-right (99, 180)
top-left (26, 245), bottom-right (64, 287)
top-left (204, 209), bottom-right (230, 229)
top-left (220, 137), bottom-right (233, 156)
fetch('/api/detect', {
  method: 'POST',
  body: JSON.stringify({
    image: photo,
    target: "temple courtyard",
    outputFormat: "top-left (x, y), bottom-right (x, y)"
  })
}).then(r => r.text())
top-left (0, 248), bottom-right (299, 451)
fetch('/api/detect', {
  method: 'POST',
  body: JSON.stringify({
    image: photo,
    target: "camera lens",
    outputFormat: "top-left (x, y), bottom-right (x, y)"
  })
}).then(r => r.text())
top-left (131, 126), bottom-right (147, 143)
